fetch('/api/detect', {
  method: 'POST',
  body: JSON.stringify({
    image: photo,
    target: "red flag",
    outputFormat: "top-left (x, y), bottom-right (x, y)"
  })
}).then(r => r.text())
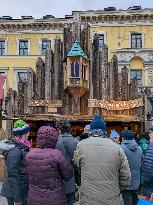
top-left (0, 76), bottom-right (6, 100)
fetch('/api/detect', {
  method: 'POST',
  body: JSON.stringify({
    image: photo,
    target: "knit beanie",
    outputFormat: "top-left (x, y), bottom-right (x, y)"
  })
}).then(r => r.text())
top-left (55, 119), bottom-right (71, 134)
top-left (13, 119), bottom-right (31, 136)
top-left (122, 130), bottom-right (134, 140)
top-left (90, 115), bottom-right (106, 131)
top-left (84, 124), bottom-right (90, 134)
top-left (110, 130), bottom-right (120, 139)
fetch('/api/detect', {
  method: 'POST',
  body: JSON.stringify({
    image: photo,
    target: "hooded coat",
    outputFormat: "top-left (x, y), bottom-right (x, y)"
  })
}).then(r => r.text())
top-left (56, 133), bottom-right (78, 194)
top-left (138, 137), bottom-right (149, 155)
top-left (141, 142), bottom-right (153, 195)
top-left (26, 126), bottom-right (73, 205)
top-left (121, 140), bottom-right (143, 190)
top-left (74, 136), bottom-right (131, 205)
top-left (0, 140), bottom-right (29, 203)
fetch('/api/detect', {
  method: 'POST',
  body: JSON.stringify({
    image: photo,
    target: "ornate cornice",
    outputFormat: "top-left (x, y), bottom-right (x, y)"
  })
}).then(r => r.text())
top-left (77, 10), bottom-right (153, 23)
top-left (0, 20), bottom-right (74, 32)
top-left (1, 9), bottom-right (153, 31)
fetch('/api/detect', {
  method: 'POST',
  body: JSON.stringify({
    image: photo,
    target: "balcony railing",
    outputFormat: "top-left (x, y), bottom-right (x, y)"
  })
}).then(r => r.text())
top-left (65, 78), bottom-right (89, 89)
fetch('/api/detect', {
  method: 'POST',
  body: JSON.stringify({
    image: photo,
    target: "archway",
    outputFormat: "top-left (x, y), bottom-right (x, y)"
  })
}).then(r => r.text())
top-left (130, 56), bottom-right (145, 88)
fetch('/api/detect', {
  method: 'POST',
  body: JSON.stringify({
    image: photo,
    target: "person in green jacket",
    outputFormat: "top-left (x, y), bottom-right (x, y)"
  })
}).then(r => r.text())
top-left (138, 132), bottom-right (150, 155)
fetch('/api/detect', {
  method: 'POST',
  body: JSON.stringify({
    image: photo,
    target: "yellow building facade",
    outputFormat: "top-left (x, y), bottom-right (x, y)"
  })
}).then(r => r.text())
top-left (0, 9), bottom-right (153, 131)
top-left (0, 10), bottom-right (153, 90)
top-left (0, 16), bottom-right (73, 90)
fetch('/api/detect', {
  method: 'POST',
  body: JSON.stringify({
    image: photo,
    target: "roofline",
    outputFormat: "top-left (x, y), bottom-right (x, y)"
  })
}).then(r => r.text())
top-left (72, 8), bottom-right (153, 15)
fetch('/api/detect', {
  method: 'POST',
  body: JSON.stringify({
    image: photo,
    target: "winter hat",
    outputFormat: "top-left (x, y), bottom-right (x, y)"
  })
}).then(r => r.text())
top-left (110, 130), bottom-right (120, 140)
top-left (84, 124), bottom-right (90, 134)
top-left (122, 130), bottom-right (134, 140)
top-left (36, 126), bottom-right (58, 148)
top-left (90, 115), bottom-right (106, 131)
top-left (13, 119), bottom-right (31, 136)
top-left (55, 119), bottom-right (71, 134)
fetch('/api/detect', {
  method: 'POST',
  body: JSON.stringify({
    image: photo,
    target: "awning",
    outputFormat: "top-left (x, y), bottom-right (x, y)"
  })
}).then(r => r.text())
top-left (0, 76), bottom-right (6, 100)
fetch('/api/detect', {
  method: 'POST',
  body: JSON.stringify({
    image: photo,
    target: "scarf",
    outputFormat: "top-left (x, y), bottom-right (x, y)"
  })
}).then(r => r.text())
top-left (14, 137), bottom-right (31, 149)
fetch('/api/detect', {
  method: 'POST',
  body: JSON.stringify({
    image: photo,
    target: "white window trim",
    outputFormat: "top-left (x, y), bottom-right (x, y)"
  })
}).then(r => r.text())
top-left (91, 31), bottom-right (107, 45)
top-left (0, 38), bottom-right (8, 55)
top-left (16, 38), bottom-right (30, 55)
top-left (129, 31), bottom-right (144, 49)
top-left (39, 38), bottom-right (53, 55)
top-left (0, 67), bottom-right (9, 75)
top-left (13, 68), bottom-right (29, 91)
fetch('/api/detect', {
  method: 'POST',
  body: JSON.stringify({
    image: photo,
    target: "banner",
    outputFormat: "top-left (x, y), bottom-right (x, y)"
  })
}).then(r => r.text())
top-left (29, 100), bottom-right (62, 107)
top-left (0, 76), bottom-right (6, 100)
top-left (88, 98), bottom-right (143, 110)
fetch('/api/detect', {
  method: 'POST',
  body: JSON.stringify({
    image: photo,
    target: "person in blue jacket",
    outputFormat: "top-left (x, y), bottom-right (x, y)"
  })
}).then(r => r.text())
top-left (110, 130), bottom-right (120, 144)
top-left (142, 128), bottom-right (153, 199)
top-left (121, 130), bottom-right (143, 205)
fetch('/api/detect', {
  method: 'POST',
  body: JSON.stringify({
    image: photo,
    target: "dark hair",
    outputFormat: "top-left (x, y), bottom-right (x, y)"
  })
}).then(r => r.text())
top-left (55, 120), bottom-right (71, 134)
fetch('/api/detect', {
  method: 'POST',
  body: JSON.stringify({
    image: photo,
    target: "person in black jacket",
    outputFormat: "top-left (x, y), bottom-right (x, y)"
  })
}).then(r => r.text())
top-left (0, 120), bottom-right (31, 205)
top-left (56, 120), bottom-right (78, 205)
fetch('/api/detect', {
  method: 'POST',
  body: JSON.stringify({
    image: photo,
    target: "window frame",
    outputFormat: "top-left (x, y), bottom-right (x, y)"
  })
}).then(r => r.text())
top-left (92, 31), bottom-right (107, 50)
top-left (14, 68), bottom-right (29, 91)
top-left (71, 61), bottom-right (80, 78)
top-left (130, 69), bottom-right (142, 90)
top-left (0, 68), bottom-right (9, 76)
top-left (82, 64), bottom-right (87, 80)
top-left (41, 39), bottom-right (51, 55)
top-left (98, 34), bottom-right (105, 50)
top-left (40, 38), bottom-right (53, 55)
top-left (130, 32), bottom-right (144, 49)
top-left (0, 39), bottom-right (7, 55)
top-left (17, 39), bottom-right (30, 56)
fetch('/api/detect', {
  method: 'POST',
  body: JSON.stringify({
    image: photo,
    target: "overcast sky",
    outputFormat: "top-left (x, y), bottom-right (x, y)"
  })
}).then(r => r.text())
top-left (0, 0), bottom-right (153, 19)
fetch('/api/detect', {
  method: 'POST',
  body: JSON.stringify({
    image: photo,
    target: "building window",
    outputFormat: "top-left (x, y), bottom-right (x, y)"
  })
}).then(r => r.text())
top-left (41, 40), bottom-right (51, 55)
top-left (82, 64), bottom-right (86, 80)
top-left (19, 40), bottom-right (28, 56)
top-left (130, 70), bottom-right (142, 89)
top-left (0, 40), bottom-right (5, 55)
top-left (98, 34), bottom-right (104, 50)
top-left (131, 33), bottom-right (142, 49)
top-left (71, 61), bottom-right (79, 78)
top-left (17, 72), bottom-right (28, 82)
top-left (0, 72), bottom-right (6, 76)
top-left (14, 69), bottom-right (28, 91)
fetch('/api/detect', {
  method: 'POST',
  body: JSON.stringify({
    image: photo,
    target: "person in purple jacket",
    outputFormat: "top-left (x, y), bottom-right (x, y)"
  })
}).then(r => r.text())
top-left (26, 126), bottom-right (73, 205)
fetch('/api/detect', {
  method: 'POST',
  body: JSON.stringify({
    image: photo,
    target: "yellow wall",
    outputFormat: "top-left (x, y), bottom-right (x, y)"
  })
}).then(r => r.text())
top-left (90, 25), bottom-right (153, 60)
top-left (0, 33), bottom-right (63, 89)
top-left (1, 24), bottom-right (153, 90)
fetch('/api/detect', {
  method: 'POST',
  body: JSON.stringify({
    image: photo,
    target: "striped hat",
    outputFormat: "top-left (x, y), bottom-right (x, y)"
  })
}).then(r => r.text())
top-left (13, 120), bottom-right (31, 136)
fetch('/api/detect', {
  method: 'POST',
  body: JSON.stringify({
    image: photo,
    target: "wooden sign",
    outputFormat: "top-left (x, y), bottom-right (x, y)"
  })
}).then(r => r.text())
top-left (88, 98), bottom-right (143, 110)
top-left (29, 100), bottom-right (62, 107)
top-left (48, 107), bottom-right (57, 113)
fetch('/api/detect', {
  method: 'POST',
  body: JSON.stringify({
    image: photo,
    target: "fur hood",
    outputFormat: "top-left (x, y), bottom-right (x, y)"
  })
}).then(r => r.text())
top-left (0, 140), bottom-right (15, 154)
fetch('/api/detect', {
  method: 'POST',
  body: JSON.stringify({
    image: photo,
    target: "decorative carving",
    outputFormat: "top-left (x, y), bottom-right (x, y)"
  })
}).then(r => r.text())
top-left (148, 69), bottom-right (153, 86)
top-left (118, 50), bottom-right (153, 62)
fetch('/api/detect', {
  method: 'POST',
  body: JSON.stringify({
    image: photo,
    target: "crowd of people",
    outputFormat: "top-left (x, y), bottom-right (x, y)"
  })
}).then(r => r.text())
top-left (0, 115), bottom-right (153, 205)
